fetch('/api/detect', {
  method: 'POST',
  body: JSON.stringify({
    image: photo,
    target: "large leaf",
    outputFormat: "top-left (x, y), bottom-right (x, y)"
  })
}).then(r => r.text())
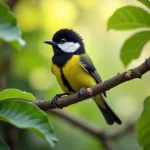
top-left (120, 31), bottom-right (150, 66)
top-left (0, 100), bottom-right (57, 147)
top-left (136, 96), bottom-right (150, 150)
top-left (0, 89), bottom-right (35, 100)
top-left (138, 0), bottom-right (150, 9)
top-left (107, 6), bottom-right (150, 30)
top-left (0, 1), bottom-right (25, 49)
top-left (0, 138), bottom-right (10, 150)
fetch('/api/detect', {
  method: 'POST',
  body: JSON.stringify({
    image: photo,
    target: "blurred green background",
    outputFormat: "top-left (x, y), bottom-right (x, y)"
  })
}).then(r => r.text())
top-left (1, 0), bottom-right (150, 149)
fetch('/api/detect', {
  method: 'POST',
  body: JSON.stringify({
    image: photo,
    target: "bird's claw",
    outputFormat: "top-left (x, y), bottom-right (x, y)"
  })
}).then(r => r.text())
top-left (78, 87), bottom-right (86, 98)
top-left (52, 95), bottom-right (61, 108)
top-left (51, 93), bottom-right (68, 108)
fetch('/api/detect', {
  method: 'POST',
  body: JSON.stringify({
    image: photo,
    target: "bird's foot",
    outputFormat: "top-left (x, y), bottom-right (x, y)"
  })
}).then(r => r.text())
top-left (78, 87), bottom-right (86, 98)
top-left (52, 93), bottom-right (68, 109)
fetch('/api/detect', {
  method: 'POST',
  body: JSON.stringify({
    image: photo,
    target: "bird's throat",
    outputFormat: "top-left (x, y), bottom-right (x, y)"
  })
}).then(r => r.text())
top-left (52, 54), bottom-right (73, 68)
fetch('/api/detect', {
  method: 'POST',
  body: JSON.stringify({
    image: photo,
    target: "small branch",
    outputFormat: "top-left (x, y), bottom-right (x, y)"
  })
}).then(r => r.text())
top-left (49, 109), bottom-right (104, 138)
top-left (49, 109), bottom-right (135, 150)
top-left (31, 57), bottom-right (150, 110)
top-left (49, 109), bottom-right (110, 150)
top-left (107, 122), bottom-right (135, 140)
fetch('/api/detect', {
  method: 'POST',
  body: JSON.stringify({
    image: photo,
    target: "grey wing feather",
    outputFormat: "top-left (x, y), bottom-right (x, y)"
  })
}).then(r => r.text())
top-left (80, 55), bottom-right (107, 97)
top-left (91, 71), bottom-right (102, 84)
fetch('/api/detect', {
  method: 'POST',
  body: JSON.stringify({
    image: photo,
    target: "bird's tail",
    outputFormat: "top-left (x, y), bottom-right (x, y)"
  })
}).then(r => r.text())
top-left (94, 95), bottom-right (122, 125)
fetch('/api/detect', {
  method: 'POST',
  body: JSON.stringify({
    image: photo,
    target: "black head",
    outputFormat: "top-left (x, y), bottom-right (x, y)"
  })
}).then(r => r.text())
top-left (44, 29), bottom-right (85, 55)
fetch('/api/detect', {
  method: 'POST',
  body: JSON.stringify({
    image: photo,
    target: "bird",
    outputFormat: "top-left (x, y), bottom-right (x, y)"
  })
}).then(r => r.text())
top-left (44, 28), bottom-right (122, 125)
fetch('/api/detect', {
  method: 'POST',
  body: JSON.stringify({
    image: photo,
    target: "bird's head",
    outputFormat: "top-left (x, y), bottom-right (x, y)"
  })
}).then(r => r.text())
top-left (44, 29), bottom-right (85, 55)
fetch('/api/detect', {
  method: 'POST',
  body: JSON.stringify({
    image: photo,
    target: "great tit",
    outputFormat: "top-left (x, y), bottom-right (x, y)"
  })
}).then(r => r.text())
top-left (44, 29), bottom-right (122, 125)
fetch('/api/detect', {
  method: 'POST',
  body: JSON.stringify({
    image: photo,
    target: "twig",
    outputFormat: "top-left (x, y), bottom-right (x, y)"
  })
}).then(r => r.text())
top-left (49, 109), bottom-right (104, 138)
top-left (107, 122), bottom-right (135, 140)
top-left (31, 57), bottom-right (150, 110)
top-left (49, 109), bottom-right (135, 150)
top-left (49, 109), bottom-right (110, 150)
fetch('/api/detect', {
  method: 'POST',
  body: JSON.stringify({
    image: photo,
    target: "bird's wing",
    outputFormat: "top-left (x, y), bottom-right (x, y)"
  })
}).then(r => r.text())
top-left (80, 53), bottom-right (106, 97)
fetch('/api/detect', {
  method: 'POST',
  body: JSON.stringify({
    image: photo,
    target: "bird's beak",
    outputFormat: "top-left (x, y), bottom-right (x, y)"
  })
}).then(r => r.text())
top-left (44, 40), bottom-right (58, 47)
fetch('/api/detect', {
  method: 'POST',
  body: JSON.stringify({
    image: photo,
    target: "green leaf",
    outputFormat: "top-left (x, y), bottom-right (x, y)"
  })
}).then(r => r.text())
top-left (0, 1), bottom-right (25, 49)
top-left (107, 6), bottom-right (150, 30)
top-left (0, 138), bottom-right (10, 150)
top-left (0, 88), bottom-right (35, 100)
top-left (138, 0), bottom-right (150, 9)
top-left (0, 100), bottom-right (57, 147)
top-left (136, 96), bottom-right (150, 150)
top-left (120, 31), bottom-right (150, 66)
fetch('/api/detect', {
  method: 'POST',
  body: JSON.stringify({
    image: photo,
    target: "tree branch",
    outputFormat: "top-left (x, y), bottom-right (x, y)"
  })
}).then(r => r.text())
top-left (32, 57), bottom-right (150, 110)
top-left (49, 109), bottom-right (135, 150)
top-left (49, 109), bottom-right (104, 138)
top-left (107, 122), bottom-right (135, 140)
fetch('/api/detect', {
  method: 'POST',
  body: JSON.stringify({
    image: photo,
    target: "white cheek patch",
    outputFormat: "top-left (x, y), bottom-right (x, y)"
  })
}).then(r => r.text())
top-left (58, 42), bottom-right (81, 53)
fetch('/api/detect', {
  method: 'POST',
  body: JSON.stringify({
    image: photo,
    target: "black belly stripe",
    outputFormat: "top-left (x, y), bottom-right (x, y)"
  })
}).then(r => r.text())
top-left (60, 68), bottom-right (75, 92)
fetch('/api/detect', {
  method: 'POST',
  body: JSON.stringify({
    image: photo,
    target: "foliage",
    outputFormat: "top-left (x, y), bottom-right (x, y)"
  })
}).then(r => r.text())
top-left (0, 1), bottom-right (25, 50)
top-left (136, 97), bottom-right (150, 150)
top-left (0, 0), bottom-right (149, 150)
top-left (137, 0), bottom-right (150, 8)
top-left (107, 5), bottom-right (150, 66)
top-left (107, 6), bottom-right (150, 30)
top-left (120, 31), bottom-right (150, 66)
top-left (0, 138), bottom-right (10, 150)
top-left (0, 89), bottom-right (57, 147)
top-left (0, 88), bottom-right (35, 100)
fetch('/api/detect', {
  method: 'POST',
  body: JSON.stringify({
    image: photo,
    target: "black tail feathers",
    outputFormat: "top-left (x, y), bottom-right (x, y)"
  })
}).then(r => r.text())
top-left (98, 96), bottom-right (122, 125)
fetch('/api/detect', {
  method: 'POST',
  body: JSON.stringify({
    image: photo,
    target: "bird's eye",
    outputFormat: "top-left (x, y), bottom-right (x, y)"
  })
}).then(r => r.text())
top-left (60, 38), bottom-right (67, 44)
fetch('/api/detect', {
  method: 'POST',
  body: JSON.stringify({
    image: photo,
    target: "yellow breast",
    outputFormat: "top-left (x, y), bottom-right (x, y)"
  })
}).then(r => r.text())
top-left (51, 62), bottom-right (68, 93)
top-left (51, 55), bottom-right (96, 93)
